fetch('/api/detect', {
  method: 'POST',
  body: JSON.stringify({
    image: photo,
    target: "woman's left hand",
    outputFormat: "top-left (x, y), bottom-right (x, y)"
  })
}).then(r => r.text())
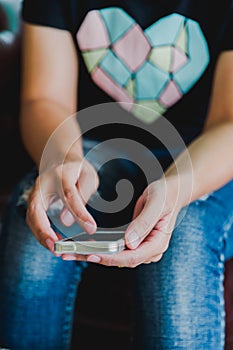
top-left (62, 177), bottom-right (184, 267)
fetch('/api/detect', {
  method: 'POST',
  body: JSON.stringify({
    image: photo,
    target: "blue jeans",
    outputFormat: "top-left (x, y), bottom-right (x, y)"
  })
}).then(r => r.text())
top-left (131, 183), bottom-right (233, 349)
top-left (0, 139), bottom-right (233, 350)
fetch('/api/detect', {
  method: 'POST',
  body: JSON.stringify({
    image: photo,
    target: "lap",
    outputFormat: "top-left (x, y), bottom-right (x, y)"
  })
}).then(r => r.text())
top-left (0, 171), bottom-right (87, 349)
top-left (1, 141), bottom-right (233, 349)
top-left (130, 180), bottom-right (233, 349)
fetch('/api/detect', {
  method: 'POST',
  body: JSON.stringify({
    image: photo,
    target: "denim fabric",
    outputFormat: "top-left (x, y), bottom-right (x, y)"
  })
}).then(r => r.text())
top-left (0, 139), bottom-right (233, 350)
top-left (0, 171), bottom-right (87, 350)
top-left (130, 180), bottom-right (233, 350)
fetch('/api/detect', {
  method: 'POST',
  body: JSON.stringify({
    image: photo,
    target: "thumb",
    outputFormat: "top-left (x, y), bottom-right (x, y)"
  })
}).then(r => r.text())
top-left (125, 197), bottom-right (161, 249)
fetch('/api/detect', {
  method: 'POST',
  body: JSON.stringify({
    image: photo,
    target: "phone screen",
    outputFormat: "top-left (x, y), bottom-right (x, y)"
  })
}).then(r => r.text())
top-left (67, 231), bottom-right (125, 242)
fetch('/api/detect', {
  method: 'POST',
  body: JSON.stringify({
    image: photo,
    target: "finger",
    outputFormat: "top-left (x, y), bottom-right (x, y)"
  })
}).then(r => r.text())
top-left (143, 254), bottom-right (163, 264)
top-left (61, 253), bottom-right (87, 261)
top-left (61, 182), bottom-right (97, 234)
top-left (59, 162), bottom-right (98, 228)
top-left (26, 192), bottom-right (59, 254)
top-left (125, 196), bottom-right (163, 249)
top-left (87, 229), bottom-right (170, 268)
top-left (59, 161), bottom-right (97, 233)
top-left (60, 207), bottom-right (75, 226)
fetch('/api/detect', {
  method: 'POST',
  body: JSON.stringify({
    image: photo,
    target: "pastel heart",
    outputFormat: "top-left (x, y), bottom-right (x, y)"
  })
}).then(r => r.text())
top-left (77, 8), bottom-right (209, 124)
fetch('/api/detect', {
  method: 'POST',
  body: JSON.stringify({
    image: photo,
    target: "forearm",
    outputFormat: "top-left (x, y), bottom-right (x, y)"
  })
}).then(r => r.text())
top-left (20, 98), bottom-right (83, 168)
top-left (165, 121), bottom-right (233, 207)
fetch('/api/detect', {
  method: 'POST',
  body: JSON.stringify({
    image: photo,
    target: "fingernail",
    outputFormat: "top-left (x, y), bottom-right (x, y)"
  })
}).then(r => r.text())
top-left (84, 221), bottom-right (96, 233)
top-left (61, 210), bottom-right (75, 226)
top-left (46, 238), bottom-right (54, 252)
top-left (127, 230), bottom-right (140, 249)
top-left (87, 255), bottom-right (101, 263)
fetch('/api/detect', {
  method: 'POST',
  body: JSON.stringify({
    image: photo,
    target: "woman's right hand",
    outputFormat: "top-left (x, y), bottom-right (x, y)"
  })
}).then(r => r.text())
top-left (19, 23), bottom-right (98, 253)
top-left (25, 155), bottom-right (99, 254)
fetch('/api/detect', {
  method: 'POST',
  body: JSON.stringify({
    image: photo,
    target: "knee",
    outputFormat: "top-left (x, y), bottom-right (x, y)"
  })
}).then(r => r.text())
top-left (169, 197), bottom-right (226, 259)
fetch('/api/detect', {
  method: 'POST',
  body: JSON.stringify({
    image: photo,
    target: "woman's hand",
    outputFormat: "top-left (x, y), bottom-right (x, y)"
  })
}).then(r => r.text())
top-left (26, 155), bottom-right (99, 254)
top-left (63, 177), bottom-right (184, 266)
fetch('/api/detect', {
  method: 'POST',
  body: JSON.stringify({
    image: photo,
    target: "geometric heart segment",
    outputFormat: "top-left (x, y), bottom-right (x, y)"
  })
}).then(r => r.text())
top-left (100, 51), bottom-right (131, 86)
top-left (175, 23), bottom-right (188, 54)
top-left (133, 103), bottom-right (163, 124)
top-left (99, 7), bottom-right (135, 44)
top-left (145, 13), bottom-right (185, 47)
top-left (136, 62), bottom-right (169, 100)
top-left (113, 24), bottom-right (151, 71)
top-left (171, 47), bottom-right (188, 72)
top-left (82, 49), bottom-right (108, 73)
top-left (159, 80), bottom-right (182, 107)
top-left (77, 10), bottom-right (110, 50)
top-left (92, 67), bottom-right (134, 107)
top-left (149, 46), bottom-right (173, 72)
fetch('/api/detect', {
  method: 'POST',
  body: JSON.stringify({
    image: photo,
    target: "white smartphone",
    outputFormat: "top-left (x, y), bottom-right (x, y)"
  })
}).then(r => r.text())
top-left (54, 230), bottom-right (125, 255)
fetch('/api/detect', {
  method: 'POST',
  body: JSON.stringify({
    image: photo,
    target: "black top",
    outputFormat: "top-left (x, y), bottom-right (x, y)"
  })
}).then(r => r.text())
top-left (21, 0), bottom-right (233, 154)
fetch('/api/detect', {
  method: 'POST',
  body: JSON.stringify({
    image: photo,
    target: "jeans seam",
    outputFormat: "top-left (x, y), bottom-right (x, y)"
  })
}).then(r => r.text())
top-left (62, 262), bottom-right (87, 349)
top-left (218, 232), bottom-right (226, 349)
top-left (217, 210), bottom-right (233, 349)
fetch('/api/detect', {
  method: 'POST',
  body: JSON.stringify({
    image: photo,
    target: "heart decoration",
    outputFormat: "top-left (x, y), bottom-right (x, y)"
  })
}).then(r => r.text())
top-left (77, 8), bottom-right (209, 124)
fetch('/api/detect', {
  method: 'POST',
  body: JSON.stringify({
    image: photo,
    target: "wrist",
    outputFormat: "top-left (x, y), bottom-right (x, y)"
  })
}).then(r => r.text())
top-left (163, 174), bottom-right (193, 210)
top-left (64, 143), bottom-right (84, 162)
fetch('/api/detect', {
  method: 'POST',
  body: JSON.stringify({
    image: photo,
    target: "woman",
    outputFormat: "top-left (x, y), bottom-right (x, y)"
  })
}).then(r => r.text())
top-left (0, 0), bottom-right (233, 349)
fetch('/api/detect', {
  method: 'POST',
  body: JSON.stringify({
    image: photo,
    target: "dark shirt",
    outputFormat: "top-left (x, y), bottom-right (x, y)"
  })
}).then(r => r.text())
top-left (22, 0), bottom-right (233, 154)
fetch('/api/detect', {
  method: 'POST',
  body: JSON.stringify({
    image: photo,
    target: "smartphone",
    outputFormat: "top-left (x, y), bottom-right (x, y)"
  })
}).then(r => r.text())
top-left (54, 230), bottom-right (125, 255)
